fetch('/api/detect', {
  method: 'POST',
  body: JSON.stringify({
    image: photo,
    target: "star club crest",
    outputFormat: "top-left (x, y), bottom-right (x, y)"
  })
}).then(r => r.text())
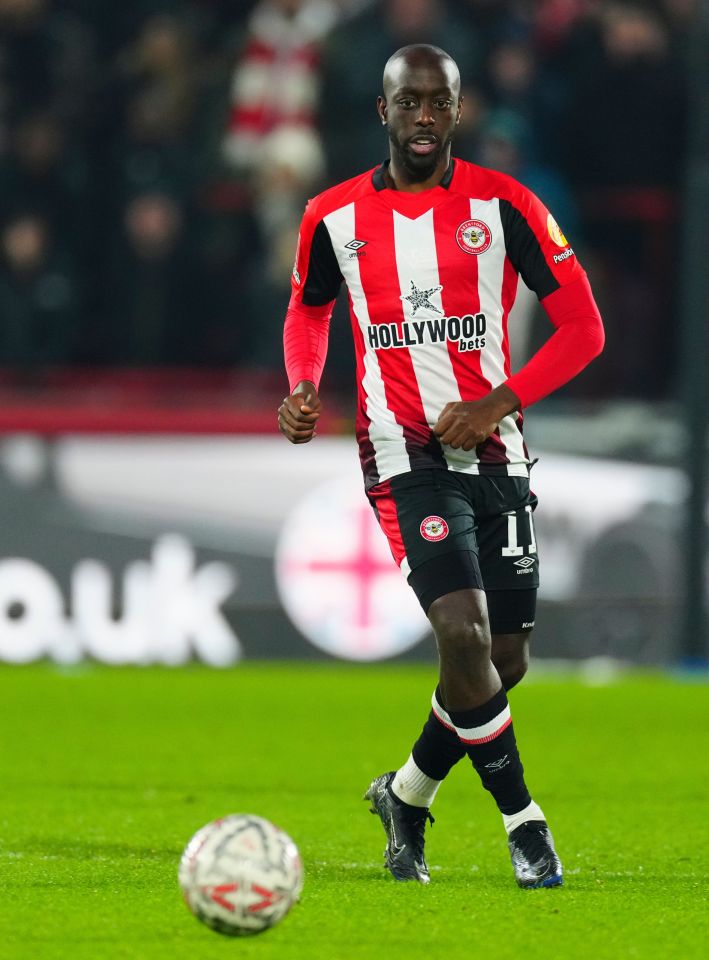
top-left (401, 280), bottom-right (443, 316)
top-left (456, 219), bottom-right (492, 255)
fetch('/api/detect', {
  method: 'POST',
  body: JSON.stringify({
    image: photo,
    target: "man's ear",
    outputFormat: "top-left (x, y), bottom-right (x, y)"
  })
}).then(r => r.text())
top-left (456, 96), bottom-right (463, 126)
top-left (377, 95), bottom-right (387, 126)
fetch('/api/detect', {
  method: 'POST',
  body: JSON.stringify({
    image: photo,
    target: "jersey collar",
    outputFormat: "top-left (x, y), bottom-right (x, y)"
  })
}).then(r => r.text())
top-left (372, 159), bottom-right (455, 192)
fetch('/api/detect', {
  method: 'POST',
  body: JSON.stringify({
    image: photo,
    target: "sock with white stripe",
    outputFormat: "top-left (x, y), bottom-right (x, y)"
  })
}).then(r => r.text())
top-left (388, 687), bottom-right (467, 808)
top-left (410, 686), bottom-right (466, 778)
top-left (501, 799), bottom-right (546, 835)
top-left (391, 753), bottom-right (443, 808)
top-left (445, 687), bottom-right (532, 815)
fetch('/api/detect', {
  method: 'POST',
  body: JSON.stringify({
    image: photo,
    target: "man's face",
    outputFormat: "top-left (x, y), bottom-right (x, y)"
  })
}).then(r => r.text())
top-left (378, 58), bottom-right (461, 181)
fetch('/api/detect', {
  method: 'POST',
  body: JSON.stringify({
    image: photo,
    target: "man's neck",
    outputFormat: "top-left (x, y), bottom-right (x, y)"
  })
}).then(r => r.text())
top-left (384, 155), bottom-right (452, 193)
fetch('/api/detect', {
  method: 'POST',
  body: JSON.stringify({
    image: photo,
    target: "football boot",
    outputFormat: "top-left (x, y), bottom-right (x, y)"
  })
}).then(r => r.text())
top-left (364, 772), bottom-right (434, 884)
top-left (508, 820), bottom-right (563, 888)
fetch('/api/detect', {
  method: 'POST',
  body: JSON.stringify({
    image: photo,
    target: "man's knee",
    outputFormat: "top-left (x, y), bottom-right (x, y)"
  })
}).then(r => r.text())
top-left (428, 589), bottom-right (491, 662)
top-left (491, 632), bottom-right (530, 690)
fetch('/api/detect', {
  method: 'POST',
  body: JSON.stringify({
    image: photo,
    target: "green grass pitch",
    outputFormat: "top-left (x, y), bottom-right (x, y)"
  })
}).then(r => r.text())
top-left (0, 662), bottom-right (706, 960)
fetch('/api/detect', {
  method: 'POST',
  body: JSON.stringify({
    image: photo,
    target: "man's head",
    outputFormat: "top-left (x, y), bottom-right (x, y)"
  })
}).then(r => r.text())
top-left (378, 45), bottom-right (462, 184)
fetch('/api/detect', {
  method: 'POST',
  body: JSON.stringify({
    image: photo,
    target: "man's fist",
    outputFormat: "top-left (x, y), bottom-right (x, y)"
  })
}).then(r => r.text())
top-left (433, 384), bottom-right (520, 451)
top-left (278, 380), bottom-right (321, 444)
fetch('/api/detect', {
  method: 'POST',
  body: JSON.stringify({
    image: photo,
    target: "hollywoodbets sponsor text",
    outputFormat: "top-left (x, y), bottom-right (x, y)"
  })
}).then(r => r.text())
top-left (367, 313), bottom-right (487, 352)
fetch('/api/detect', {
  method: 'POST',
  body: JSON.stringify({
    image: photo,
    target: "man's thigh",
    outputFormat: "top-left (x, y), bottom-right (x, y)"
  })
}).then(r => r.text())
top-left (368, 470), bottom-right (540, 629)
top-left (472, 475), bottom-right (540, 634)
top-left (367, 469), bottom-right (484, 612)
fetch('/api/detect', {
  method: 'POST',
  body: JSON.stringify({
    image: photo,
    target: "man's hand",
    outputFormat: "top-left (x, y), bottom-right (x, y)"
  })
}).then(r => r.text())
top-left (433, 384), bottom-right (521, 451)
top-left (278, 380), bottom-right (321, 444)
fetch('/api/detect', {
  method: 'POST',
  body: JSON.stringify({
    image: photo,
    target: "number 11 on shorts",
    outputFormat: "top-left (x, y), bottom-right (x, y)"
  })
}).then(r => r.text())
top-left (501, 506), bottom-right (537, 557)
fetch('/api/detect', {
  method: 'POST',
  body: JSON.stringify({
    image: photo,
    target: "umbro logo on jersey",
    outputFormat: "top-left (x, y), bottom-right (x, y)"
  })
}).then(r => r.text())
top-left (344, 239), bottom-right (368, 258)
top-left (514, 556), bottom-right (536, 574)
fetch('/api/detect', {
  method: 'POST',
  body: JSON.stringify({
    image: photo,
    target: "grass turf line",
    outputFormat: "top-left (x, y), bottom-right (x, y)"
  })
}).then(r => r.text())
top-left (0, 663), bottom-right (706, 960)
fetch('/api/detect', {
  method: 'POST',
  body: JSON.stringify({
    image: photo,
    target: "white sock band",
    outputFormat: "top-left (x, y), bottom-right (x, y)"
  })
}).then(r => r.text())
top-left (391, 754), bottom-right (442, 808)
top-left (502, 799), bottom-right (546, 835)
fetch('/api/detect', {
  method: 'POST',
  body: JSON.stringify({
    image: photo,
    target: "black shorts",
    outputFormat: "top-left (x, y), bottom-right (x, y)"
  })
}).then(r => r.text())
top-left (367, 469), bottom-right (539, 633)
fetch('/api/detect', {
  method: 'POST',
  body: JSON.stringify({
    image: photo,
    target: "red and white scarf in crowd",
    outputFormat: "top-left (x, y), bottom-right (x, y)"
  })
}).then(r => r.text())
top-left (223, 0), bottom-right (337, 169)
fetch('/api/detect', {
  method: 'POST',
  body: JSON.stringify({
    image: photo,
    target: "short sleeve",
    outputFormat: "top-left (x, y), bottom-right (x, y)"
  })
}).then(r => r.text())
top-left (291, 203), bottom-right (344, 307)
top-left (499, 188), bottom-right (586, 300)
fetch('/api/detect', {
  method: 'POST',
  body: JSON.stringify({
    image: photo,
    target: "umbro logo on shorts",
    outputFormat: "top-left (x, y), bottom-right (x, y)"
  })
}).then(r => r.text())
top-left (514, 556), bottom-right (536, 575)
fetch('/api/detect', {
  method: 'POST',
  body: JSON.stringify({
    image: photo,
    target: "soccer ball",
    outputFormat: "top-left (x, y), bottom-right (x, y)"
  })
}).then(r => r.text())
top-left (178, 814), bottom-right (304, 937)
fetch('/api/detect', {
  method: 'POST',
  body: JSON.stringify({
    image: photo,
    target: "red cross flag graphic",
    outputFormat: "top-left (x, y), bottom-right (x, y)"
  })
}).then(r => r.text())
top-left (275, 476), bottom-right (429, 660)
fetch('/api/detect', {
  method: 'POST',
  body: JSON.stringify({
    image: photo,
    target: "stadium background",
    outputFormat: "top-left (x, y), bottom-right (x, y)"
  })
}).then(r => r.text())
top-left (0, 0), bottom-right (705, 668)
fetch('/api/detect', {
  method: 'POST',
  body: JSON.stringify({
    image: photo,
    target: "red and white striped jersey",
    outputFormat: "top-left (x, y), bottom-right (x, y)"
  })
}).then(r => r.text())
top-left (288, 159), bottom-right (590, 490)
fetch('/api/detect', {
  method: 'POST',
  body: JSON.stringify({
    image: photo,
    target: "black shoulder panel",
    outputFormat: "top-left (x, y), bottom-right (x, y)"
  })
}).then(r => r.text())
top-left (499, 199), bottom-right (559, 300)
top-left (302, 219), bottom-right (344, 306)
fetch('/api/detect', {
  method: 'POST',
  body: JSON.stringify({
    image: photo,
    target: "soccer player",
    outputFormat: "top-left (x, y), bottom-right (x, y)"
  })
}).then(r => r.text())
top-left (278, 44), bottom-right (604, 889)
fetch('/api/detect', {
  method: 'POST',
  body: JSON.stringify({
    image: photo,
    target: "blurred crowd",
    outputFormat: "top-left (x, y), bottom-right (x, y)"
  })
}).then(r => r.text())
top-left (0, 0), bottom-right (697, 398)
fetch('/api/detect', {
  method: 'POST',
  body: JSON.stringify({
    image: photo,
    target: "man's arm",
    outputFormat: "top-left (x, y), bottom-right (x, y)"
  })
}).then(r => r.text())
top-left (279, 201), bottom-right (343, 444)
top-left (434, 384), bottom-right (520, 452)
top-left (434, 276), bottom-right (604, 450)
top-left (279, 296), bottom-right (333, 444)
top-left (503, 275), bottom-right (605, 407)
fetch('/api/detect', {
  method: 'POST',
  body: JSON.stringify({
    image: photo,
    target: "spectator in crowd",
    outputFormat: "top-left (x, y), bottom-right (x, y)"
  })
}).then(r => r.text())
top-left (0, 0), bottom-right (56, 118)
top-left (477, 17), bottom-right (573, 167)
top-left (0, 0), bottom-right (100, 125)
top-left (191, 201), bottom-right (263, 365)
top-left (0, 113), bottom-right (91, 262)
top-left (530, 0), bottom-right (602, 55)
top-left (95, 191), bottom-right (202, 365)
top-left (558, 1), bottom-right (687, 398)
top-left (0, 210), bottom-right (79, 366)
top-left (110, 13), bottom-right (202, 200)
top-left (562, 2), bottom-right (686, 190)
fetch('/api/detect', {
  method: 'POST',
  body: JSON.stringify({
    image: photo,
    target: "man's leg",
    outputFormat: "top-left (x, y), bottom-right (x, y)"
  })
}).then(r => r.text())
top-left (366, 600), bottom-right (549, 886)
top-left (389, 629), bottom-right (531, 810)
top-left (427, 590), bottom-right (533, 803)
top-left (365, 472), bottom-right (559, 886)
top-left (426, 589), bottom-right (561, 887)
top-left (491, 632), bottom-right (530, 690)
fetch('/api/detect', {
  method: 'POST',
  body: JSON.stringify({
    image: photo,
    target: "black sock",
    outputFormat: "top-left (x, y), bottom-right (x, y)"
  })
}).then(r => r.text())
top-left (410, 687), bottom-right (466, 781)
top-left (445, 688), bottom-right (532, 815)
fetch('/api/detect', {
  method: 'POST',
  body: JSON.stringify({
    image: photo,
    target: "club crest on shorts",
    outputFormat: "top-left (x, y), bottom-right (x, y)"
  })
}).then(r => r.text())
top-left (420, 515), bottom-right (449, 542)
top-left (456, 219), bottom-right (492, 255)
